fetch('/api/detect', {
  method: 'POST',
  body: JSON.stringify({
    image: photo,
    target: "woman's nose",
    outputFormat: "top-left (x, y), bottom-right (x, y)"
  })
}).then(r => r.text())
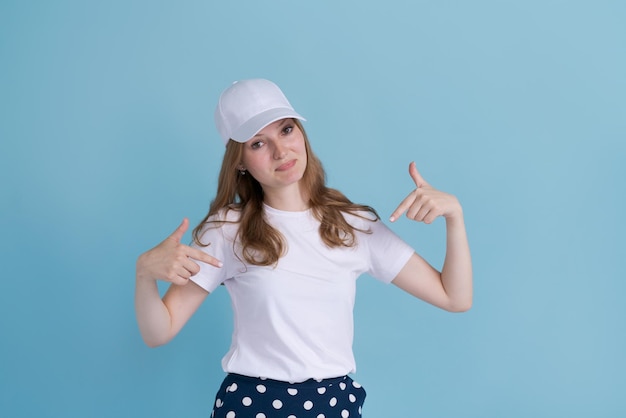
top-left (272, 142), bottom-right (287, 159)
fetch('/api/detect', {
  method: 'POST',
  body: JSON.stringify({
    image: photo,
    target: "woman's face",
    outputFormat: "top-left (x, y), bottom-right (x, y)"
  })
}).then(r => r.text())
top-left (240, 118), bottom-right (308, 193)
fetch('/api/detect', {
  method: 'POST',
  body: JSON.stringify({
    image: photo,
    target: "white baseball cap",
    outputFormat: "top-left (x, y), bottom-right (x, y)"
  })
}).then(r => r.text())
top-left (214, 78), bottom-right (306, 145)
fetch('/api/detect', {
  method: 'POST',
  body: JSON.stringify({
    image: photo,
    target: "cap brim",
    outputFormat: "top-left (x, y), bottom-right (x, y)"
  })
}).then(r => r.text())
top-left (230, 107), bottom-right (306, 143)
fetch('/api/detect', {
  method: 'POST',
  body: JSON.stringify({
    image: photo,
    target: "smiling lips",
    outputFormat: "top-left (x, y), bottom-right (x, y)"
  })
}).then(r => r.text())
top-left (276, 159), bottom-right (297, 171)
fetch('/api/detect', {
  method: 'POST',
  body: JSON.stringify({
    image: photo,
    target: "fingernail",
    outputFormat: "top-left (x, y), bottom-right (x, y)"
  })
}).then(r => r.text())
top-left (389, 216), bottom-right (395, 222)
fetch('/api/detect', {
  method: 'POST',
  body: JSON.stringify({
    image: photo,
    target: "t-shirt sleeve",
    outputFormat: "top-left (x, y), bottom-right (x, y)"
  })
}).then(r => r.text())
top-left (189, 220), bottom-right (232, 293)
top-left (365, 219), bottom-right (415, 284)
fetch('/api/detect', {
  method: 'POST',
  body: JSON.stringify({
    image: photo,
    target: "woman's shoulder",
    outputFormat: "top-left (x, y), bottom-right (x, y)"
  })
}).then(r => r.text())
top-left (196, 206), bottom-right (242, 236)
top-left (210, 205), bottom-right (243, 223)
top-left (341, 207), bottom-right (380, 226)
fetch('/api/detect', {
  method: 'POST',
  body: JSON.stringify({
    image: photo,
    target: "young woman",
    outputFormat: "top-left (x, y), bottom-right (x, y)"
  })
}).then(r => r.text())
top-left (135, 79), bottom-right (472, 418)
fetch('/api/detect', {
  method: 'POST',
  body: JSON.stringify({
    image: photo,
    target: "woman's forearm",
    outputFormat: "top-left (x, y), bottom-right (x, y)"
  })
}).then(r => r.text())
top-left (134, 261), bottom-right (174, 347)
top-left (441, 213), bottom-right (473, 311)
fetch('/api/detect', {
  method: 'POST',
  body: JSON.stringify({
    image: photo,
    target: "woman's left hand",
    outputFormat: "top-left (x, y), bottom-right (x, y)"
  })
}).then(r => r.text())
top-left (389, 162), bottom-right (462, 224)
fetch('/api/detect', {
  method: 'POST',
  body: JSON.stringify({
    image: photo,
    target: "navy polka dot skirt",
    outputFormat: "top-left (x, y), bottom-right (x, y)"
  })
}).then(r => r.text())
top-left (211, 373), bottom-right (367, 418)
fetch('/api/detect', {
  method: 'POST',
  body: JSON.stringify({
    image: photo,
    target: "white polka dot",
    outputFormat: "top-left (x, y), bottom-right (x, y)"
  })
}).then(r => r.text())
top-left (256, 384), bottom-right (266, 393)
top-left (352, 381), bottom-right (362, 388)
top-left (317, 414), bottom-right (325, 418)
top-left (341, 410), bottom-right (350, 418)
top-left (358, 406), bottom-right (362, 414)
top-left (242, 397), bottom-right (252, 406)
top-left (256, 414), bottom-right (266, 418)
top-left (287, 416), bottom-right (297, 418)
top-left (304, 400), bottom-right (314, 410)
top-left (317, 387), bottom-right (326, 394)
top-left (228, 383), bottom-right (238, 392)
top-left (349, 394), bottom-right (356, 403)
top-left (329, 397), bottom-right (337, 407)
top-left (287, 388), bottom-right (298, 396)
top-left (215, 399), bottom-right (223, 408)
top-left (339, 382), bottom-right (346, 390)
top-left (226, 412), bottom-right (236, 418)
top-left (272, 399), bottom-right (283, 409)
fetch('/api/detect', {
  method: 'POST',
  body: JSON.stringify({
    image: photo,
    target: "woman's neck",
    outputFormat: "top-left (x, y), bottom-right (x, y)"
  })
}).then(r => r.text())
top-left (262, 183), bottom-right (310, 212)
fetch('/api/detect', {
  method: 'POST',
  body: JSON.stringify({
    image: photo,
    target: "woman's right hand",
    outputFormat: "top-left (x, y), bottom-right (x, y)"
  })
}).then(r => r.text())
top-left (136, 218), bottom-right (222, 286)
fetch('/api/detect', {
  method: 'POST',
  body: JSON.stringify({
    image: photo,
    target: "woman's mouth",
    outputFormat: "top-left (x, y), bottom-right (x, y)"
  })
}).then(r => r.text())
top-left (276, 159), bottom-right (296, 171)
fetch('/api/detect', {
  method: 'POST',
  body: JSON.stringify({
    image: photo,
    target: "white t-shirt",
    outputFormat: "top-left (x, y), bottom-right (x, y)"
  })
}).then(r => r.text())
top-left (191, 204), bottom-right (414, 382)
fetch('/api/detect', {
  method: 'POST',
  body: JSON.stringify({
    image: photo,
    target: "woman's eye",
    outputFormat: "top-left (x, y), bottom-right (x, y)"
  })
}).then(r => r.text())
top-left (282, 125), bottom-right (293, 135)
top-left (250, 141), bottom-right (264, 149)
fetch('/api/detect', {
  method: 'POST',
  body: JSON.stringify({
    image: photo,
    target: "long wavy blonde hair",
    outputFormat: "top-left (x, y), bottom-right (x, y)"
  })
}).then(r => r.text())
top-left (192, 119), bottom-right (379, 266)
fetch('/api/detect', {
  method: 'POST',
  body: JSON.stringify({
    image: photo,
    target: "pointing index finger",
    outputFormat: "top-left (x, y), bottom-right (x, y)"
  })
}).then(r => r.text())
top-left (389, 189), bottom-right (417, 222)
top-left (186, 246), bottom-right (223, 268)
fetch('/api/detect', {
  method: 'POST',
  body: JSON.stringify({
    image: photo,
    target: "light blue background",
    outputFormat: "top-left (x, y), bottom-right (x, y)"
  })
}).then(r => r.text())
top-left (1, 1), bottom-right (624, 417)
